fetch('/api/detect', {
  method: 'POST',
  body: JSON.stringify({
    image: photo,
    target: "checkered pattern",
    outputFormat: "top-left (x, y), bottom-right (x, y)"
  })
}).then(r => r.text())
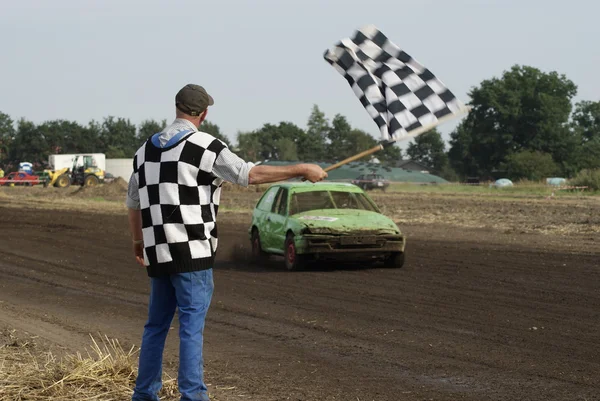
top-left (133, 131), bottom-right (227, 271)
top-left (324, 25), bottom-right (466, 141)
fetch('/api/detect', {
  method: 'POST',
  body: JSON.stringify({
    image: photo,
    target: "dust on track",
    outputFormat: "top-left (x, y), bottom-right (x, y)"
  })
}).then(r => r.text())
top-left (0, 191), bottom-right (599, 401)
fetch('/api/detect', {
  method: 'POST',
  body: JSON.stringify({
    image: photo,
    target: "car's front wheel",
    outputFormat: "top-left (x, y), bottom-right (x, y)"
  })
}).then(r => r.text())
top-left (284, 233), bottom-right (304, 271)
top-left (384, 252), bottom-right (405, 268)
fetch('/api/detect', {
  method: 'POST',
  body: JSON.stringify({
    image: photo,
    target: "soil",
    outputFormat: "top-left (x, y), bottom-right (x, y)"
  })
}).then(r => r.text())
top-left (69, 177), bottom-right (131, 201)
top-left (0, 188), bottom-right (599, 401)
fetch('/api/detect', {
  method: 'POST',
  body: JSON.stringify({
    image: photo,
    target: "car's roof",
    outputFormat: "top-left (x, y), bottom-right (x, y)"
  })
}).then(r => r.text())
top-left (268, 181), bottom-right (364, 192)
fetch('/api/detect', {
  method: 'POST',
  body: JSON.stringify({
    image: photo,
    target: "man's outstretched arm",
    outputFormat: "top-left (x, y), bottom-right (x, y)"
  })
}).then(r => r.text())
top-left (212, 148), bottom-right (327, 186)
top-left (248, 163), bottom-right (327, 184)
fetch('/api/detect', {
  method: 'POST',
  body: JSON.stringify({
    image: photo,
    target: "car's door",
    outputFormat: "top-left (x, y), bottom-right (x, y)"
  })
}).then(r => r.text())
top-left (16, 173), bottom-right (26, 185)
top-left (269, 188), bottom-right (289, 253)
top-left (253, 185), bottom-right (279, 237)
top-left (262, 187), bottom-right (288, 254)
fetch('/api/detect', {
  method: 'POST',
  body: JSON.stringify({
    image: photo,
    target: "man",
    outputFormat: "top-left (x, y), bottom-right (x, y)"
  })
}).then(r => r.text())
top-left (126, 83), bottom-right (327, 401)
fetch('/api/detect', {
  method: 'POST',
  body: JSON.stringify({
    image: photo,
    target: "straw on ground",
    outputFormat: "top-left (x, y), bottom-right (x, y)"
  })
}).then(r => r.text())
top-left (0, 330), bottom-right (178, 401)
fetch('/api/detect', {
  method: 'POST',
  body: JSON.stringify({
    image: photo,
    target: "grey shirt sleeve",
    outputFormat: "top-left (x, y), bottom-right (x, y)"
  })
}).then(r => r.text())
top-left (211, 147), bottom-right (255, 187)
top-left (126, 172), bottom-right (141, 210)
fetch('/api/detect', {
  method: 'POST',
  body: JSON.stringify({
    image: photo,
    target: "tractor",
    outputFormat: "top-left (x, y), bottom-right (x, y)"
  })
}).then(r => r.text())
top-left (44, 155), bottom-right (105, 188)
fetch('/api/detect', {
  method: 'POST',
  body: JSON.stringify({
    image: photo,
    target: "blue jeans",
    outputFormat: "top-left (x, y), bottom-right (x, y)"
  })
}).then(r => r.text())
top-left (132, 269), bottom-right (214, 401)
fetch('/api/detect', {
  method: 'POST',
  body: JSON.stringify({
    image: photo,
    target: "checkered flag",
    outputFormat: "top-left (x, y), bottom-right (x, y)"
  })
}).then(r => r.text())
top-left (324, 25), bottom-right (468, 142)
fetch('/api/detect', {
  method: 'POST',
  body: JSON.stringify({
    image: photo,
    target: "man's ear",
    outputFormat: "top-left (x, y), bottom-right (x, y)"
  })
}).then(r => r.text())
top-left (199, 109), bottom-right (208, 124)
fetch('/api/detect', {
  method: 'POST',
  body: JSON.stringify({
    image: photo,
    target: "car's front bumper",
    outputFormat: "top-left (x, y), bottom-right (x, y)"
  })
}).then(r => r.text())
top-left (296, 233), bottom-right (405, 258)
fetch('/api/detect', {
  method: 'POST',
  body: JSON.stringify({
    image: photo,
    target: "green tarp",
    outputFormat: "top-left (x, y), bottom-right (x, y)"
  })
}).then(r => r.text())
top-left (257, 160), bottom-right (448, 183)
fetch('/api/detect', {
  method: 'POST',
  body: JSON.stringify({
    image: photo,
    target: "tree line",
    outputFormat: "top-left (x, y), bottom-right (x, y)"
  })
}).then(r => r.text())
top-left (0, 63), bottom-right (599, 182)
top-left (403, 65), bottom-right (600, 182)
top-left (0, 105), bottom-right (401, 172)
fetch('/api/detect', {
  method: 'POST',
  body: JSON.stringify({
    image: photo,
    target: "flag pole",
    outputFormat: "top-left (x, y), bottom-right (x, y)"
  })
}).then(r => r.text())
top-left (323, 106), bottom-right (472, 173)
top-left (323, 144), bottom-right (384, 172)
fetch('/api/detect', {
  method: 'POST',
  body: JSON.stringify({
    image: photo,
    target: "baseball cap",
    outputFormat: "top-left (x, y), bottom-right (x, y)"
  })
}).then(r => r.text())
top-left (175, 84), bottom-right (214, 116)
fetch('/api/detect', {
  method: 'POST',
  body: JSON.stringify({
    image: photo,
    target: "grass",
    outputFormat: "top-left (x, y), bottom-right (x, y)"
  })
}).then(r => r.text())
top-left (385, 181), bottom-right (596, 198)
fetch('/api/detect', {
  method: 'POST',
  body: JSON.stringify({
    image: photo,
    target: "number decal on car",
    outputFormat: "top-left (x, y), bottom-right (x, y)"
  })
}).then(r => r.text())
top-left (298, 216), bottom-right (339, 222)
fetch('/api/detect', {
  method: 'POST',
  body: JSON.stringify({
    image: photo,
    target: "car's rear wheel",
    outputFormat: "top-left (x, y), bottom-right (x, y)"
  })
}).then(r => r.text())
top-left (384, 252), bottom-right (405, 268)
top-left (284, 233), bottom-right (304, 271)
top-left (250, 229), bottom-right (267, 264)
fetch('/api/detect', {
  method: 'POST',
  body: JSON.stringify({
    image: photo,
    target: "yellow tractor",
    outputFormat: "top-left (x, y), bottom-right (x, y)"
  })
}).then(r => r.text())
top-left (44, 155), bottom-right (105, 188)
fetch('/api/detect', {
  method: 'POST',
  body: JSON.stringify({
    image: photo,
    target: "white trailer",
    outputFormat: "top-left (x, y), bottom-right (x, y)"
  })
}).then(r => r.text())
top-left (105, 158), bottom-right (134, 183)
top-left (48, 153), bottom-right (106, 171)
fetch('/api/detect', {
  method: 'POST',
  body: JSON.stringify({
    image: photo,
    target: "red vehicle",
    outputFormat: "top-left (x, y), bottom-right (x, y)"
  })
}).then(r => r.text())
top-left (0, 171), bottom-right (44, 186)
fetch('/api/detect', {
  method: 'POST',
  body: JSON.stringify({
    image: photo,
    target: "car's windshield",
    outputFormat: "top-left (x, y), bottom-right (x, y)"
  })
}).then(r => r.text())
top-left (289, 190), bottom-right (378, 215)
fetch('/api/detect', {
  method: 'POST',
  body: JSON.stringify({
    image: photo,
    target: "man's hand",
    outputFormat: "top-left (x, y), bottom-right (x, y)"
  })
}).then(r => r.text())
top-left (132, 241), bottom-right (145, 267)
top-left (301, 164), bottom-right (328, 183)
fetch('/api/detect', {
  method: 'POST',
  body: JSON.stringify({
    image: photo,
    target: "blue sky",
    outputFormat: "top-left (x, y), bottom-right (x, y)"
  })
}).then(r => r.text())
top-left (1, 0), bottom-right (598, 150)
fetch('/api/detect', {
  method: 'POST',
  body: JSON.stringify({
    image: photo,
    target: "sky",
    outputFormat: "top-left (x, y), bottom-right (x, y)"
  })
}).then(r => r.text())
top-left (1, 0), bottom-right (598, 150)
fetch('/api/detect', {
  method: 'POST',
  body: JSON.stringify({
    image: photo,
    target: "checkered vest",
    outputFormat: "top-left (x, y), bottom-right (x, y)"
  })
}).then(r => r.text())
top-left (133, 131), bottom-right (227, 277)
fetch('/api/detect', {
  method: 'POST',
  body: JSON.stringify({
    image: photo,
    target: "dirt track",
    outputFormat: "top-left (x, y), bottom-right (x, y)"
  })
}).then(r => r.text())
top-left (0, 199), bottom-right (599, 400)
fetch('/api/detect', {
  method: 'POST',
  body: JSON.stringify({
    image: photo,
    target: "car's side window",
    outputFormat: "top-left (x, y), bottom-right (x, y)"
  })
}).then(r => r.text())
top-left (271, 188), bottom-right (283, 213)
top-left (276, 189), bottom-right (288, 216)
top-left (271, 188), bottom-right (288, 215)
top-left (257, 187), bottom-right (279, 211)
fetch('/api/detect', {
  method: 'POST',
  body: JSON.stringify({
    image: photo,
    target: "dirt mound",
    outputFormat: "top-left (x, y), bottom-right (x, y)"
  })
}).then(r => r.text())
top-left (70, 177), bottom-right (129, 200)
top-left (107, 177), bottom-right (129, 191)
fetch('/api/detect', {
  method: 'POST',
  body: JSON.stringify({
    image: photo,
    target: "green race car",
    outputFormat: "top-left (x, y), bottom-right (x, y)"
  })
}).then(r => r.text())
top-left (248, 181), bottom-right (406, 270)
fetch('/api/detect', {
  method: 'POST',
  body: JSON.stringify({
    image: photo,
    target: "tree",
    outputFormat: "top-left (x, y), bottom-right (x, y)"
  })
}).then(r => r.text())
top-left (236, 131), bottom-right (262, 162)
top-left (378, 143), bottom-right (403, 165)
top-left (138, 119), bottom-right (166, 142)
top-left (406, 128), bottom-right (448, 173)
top-left (274, 138), bottom-right (299, 160)
top-left (327, 114), bottom-right (352, 160)
top-left (0, 112), bottom-right (15, 164)
top-left (448, 65), bottom-right (578, 178)
top-left (84, 120), bottom-right (104, 154)
top-left (574, 139), bottom-right (600, 171)
top-left (36, 120), bottom-right (88, 155)
top-left (99, 116), bottom-right (138, 158)
top-left (200, 120), bottom-right (232, 147)
top-left (235, 122), bottom-right (307, 161)
top-left (9, 118), bottom-right (48, 166)
top-left (307, 105), bottom-right (329, 141)
top-left (571, 101), bottom-right (600, 142)
top-left (343, 129), bottom-right (377, 158)
top-left (505, 150), bottom-right (559, 181)
top-left (303, 105), bottom-right (329, 161)
top-left (570, 101), bottom-right (600, 171)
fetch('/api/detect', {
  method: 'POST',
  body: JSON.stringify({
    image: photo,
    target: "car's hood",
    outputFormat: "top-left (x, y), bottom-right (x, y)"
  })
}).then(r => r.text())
top-left (291, 209), bottom-right (400, 235)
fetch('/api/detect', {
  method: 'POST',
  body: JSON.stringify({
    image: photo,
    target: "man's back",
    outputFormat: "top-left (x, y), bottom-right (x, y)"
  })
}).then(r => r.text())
top-left (133, 130), bottom-right (227, 276)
